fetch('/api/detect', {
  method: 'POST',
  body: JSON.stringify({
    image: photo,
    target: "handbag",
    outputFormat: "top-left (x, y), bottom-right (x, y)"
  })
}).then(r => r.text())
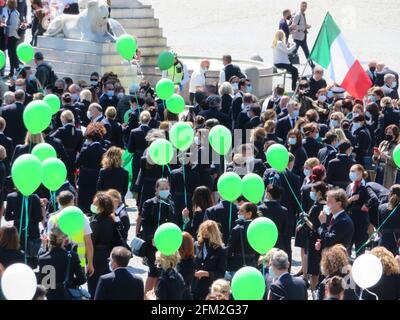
top-left (63, 251), bottom-right (91, 300)
top-left (288, 52), bottom-right (300, 65)
top-left (131, 236), bottom-right (146, 257)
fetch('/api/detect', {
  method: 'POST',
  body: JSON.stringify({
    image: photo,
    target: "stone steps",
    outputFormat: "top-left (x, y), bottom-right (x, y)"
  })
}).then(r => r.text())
top-left (110, 0), bottom-right (148, 9)
top-left (117, 17), bottom-right (159, 29)
top-left (126, 27), bottom-right (163, 38)
top-left (110, 7), bottom-right (155, 19)
top-left (136, 36), bottom-right (167, 47)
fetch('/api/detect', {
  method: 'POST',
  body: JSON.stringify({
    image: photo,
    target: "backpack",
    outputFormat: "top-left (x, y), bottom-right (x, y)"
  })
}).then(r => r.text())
top-left (38, 63), bottom-right (58, 87)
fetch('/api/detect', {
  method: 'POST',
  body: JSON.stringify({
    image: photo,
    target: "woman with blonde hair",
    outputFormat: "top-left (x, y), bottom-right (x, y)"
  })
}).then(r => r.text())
top-left (192, 220), bottom-right (227, 300)
top-left (272, 30), bottom-right (298, 91)
top-left (11, 133), bottom-right (44, 165)
top-left (365, 246), bottom-right (400, 300)
top-left (211, 279), bottom-right (230, 300)
top-left (218, 82), bottom-right (234, 115)
top-left (105, 106), bottom-right (124, 148)
top-left (97, 146), bottom-right (129, 199)
top-left (80, 89), bottom-right (93, 126)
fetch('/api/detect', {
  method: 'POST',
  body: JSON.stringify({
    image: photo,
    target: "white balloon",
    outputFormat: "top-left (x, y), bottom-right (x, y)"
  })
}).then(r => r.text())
top-left (1, 263), bottom-right (37, 300)
top-left (351, 254), bottom-right (383, 289)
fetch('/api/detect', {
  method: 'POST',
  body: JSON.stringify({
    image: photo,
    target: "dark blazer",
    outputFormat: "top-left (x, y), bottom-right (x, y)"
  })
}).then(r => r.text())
top-left (127, 124), bottom-right (152, 154)
top-left (376, 68), bottom-right (399, 88)
top-left (204, 201), bottom-right (238, 245)
top-left (51, 124), bottom-right (84, 154)
top-left (155, 268), bottom-right (186, 300)
top-left (257, 201), bottom-right (289, 252)
top-left (289, 146), bottom-right (308, 178)
top-left (94, 115), bottom-right (112, 141)
top-left (378, 203), bottom-right (400, 256)
top-left (326, 154), bottom-right (356, 189)
top-left (99, 94), bottom-right (119, 110)
top-left (198, 108), bottom-right (232, 130)
top-left (96, 167), bottom-right (129, 199)
top-left (94, 268), bottom-right (144, 300)
top-left (352, 125), bottom-right (372, 165)
top-left (235, 110), bottom-right (250, 129)
top-left (107, 118), bottom-right (124, 148)
top-left (268, 273), bottom-right (308, 300)
top-left (226, 158), bottom-right (266, 178)
top-left (302, 137), bottom-right (323, 158)
top-left (0, 248), bottom-right (24, 268)
top-left (221, 94), bottom-right (232, 115)
top-left (170, 165), bottom-right (201, 228)
top-left (364, 274), bottom-right (400, 300)
top-left (38, 247), bottom-right (86, 300)
top-left (231, 91), bottom-right (244, 124)
top-left (318, 145), bottom-right (337, 167)
top-left (177, 258), bottom-right (196, 300)
top-left (266, 133), bottom-right (284, 145)
top-left (382, 107), bottom-right (400, 130)
top-left (0, 102), bottom-right (26, 145)
top-left (318, 211), bottom-right (355, 250)
top-left (54, 104), bottom-right (81, 128)
top-left (5, 192), bottom-right (42, 241)
top-left (276, 116), bottom-right (296, 142)
top-left (0, 132), bottom-right (14, 172)
top-left (44, 135), bottom-right (69, 165)
top-left (227, 219), bottom-right (258, 271)
top-left (192, 242), bottom-right (227, 300)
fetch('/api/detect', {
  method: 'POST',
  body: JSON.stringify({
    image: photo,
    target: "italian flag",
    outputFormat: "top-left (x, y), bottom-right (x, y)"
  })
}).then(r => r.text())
top-left (310, 12), bottom-right (372, 100)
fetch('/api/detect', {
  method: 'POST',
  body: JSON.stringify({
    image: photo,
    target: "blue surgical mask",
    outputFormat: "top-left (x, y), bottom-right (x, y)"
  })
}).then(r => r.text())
top-left (232, 83), bottom-right (239, 91)
top-left (318, 95), bottom-right (327, 103)
top-left (369, 95), bottom-right (377, 102)
top-left (159, 190), bottom-right (170, 199)
top-left (303, 168), bottom-right (312, 177)
top-left (315, 132), bottom-right (320, 139)
top-left (335, 141), bottom-right (340, 148)
top-left (28, 75), bottom-right (35, 81)
top-left (310, 191), bottom-right (317, 201)
top-left (349, 171), bottom-right (358, 182)
top-left (327, 91), bottom-right (334, 99)
top-left (392, 82), bottom-right (398, 89)
top-left (107, 90), bottom-right (114, 97)
top-left (288, 137), bottom-right (297, 145)
top-left (292, 110), bottom-right (299, 118)
top-left (246, 85), bottom-right (253, 93)
top-left (351, 122), bottom-right (362, 134)
top-left (90, 204), bottom-right (98, 214)
top-left (247, 111), bottom-right (252, 118)
top-left (323, 205), bottom-right (331, 215)
top-left (268, 266), bottom-right (277, 279)
top-left (238, 214), bottom-right (245, 221)
top-left (71, 93), bottom-right (79, 102)
top-left (330, 119), bottom-right (339, 128)
top-left (90, 80), bottom-right (99, 86)
top-left (117, 92), bottom-right (124, 99)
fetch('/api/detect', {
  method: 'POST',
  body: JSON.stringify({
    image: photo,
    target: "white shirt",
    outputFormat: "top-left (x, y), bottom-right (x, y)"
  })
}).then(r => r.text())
top-left (189, 67), bottom-right (206, 93)
top-left (332, 209), bottom-right (345, 221)
top-left (272, 41), bottom-right (297, 65)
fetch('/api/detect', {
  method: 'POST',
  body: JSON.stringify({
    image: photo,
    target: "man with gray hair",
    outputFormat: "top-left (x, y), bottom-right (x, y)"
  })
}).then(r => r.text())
top-left (2, 91), bottom-right (15, 106)
top-left (267, 250), bottom-right (308, 300)
top-left (198, 95), bottom-right (231, 129)
top-left (381, 73), bottom-right (399, 99)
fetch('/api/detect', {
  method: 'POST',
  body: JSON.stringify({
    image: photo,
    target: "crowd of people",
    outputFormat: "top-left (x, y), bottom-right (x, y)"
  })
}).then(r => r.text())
top-left (0, 0), bottom-right (399, 301)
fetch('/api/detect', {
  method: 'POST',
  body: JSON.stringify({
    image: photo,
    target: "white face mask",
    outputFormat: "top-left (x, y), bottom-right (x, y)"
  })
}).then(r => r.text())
top-left (117, 92), bottom-right (124, 99)
top-left (194, 136), bottom-right (201, 145)
top-left (90, 204), bottom-right (98, 214)
top-left (87, 111), bottom-right (92, 120)
top-left (288, 137), bottom-right (297, 145)
top-left (159, 190), bottom-right (170, 199)
top-left (318, 95), bottom-right (327, 103)
top-left (232, 83), bottom-right (239, 91)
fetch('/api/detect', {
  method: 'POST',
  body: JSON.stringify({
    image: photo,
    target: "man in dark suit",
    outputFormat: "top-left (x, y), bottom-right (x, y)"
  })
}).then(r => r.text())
top-left (258, 185), bottom-right (289, 253)
top-left (198, 95), bottom-right (231, 130)
top-left (317, 132), bottom-right (338, 167)
top-left (268, 250), bottom-right (308, 300)
top-left (245, 105), bottom-right (262, 129)
top-left (351, 115), bottom-right (371, 166)
top-left (0, 117), bottom-right (14, 174)
top-left (99, 81), bottom-right (119, 110)
top-left (376, 63), bottom-right (399, 90)
top-left (381, 97), bottom-right (400, 130)
top-left (54, 93), bottom-right (82, 129)
top-left (326, 141), bottom-right (356, 189)
top-left (94, 247), bottom-right (144, 300)
top-left (231, 79), bottom-right (248, 124)
top-left (87, 103), bottom-right (112, 141)
top-left (0, 90), bottom-right (26, 146)
top-left (276, 101), bottom-right (300, 142)
top-left (204, 200), bottom-right (238, 245)
top-left (317, 189), bottom-right (355, 250)
top-left (302, 123), bottom-right (323, 158)
top-left (127, 111), bottom-right (152, 193)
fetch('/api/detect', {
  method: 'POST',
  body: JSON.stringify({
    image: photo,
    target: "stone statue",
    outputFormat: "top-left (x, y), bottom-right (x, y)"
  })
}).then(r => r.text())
top-left (44, 0), bottom-right (126, 42)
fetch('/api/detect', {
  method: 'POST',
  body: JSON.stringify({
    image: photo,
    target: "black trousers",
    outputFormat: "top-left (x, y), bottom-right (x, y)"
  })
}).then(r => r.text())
top-left (7, 36), bottom-right (19, 75)
top-left (294, 37), bottom-right (315, 69)
top-left (275, 63), bottom-right (299, 91)
top-left (189, 92), bottom-right (195, 105)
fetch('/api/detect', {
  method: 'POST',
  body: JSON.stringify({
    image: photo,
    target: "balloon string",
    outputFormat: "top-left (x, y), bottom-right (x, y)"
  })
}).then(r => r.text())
top-left (182, 164), bottom-right (187, 208)
top-left (355, 203), bottom-right (400, 255)
top-left (24, 197), bottom-right (29, 264)
top-left (282, 171), bottom-right (305, 214)
top-left (229, 202), bottom-right (232, 233)
top-left (19, 195), bottom-right (25, 244)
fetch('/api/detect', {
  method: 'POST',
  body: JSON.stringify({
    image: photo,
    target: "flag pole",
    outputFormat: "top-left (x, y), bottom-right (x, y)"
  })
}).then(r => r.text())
top-left (289, 12), bottom-right (330, 101)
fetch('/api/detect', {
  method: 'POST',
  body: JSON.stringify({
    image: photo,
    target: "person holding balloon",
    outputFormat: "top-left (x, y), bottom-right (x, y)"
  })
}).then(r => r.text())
top-left (76, 122), bottom-right (107, 213)
top-left (140, 178), bottom-right (177, 294)
top-left (192, 220), bottom-right (227, 300)
top-left (38, 226), bottom-right (86, 300)
top-left (226, 202), bottom-right (259, 279)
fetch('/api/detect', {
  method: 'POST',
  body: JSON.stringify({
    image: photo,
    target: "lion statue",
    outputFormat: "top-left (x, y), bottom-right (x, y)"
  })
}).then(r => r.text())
top-left (45, 0), bottom-right (126, 42)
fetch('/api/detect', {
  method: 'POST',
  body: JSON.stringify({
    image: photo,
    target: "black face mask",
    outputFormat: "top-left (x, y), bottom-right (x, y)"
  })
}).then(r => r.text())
top-left (287, 15), bottom-right (292, 20)
top-left (369, 67), bottom-right (376, 73)
top-left (386, 135), bottom-right (393, 141)
top-left (203, 238), bottom-right (210, 246)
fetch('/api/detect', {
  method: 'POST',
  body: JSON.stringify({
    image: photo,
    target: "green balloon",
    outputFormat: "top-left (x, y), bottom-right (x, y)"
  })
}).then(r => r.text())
top-left (58, 206), bottom-right (85, 236)
top-left (154, 223), bottom-right (183, 255)
top-left (157, 51), bottom-right (175, 71)
top-left (394, 144), bottom-right (400, 168)
top-left (169, 122), bottom-right (194, 151)
top-left (148, 139), bottom-right (174, 166)
top-left (115, 34), bottom-right (137, 60)
top-left (242, 173), bottom-right (265, 204)
top-left (217, 172), bottom-right (242, 202)
top-left (11, 154), bottom-right (43, 196)
top-left (155, 78), bottom-right (175, 100)
top-left (231, 267), bottom-right (266, 300)
top-left (208, 125), bottom-right (232, 155)
top-left (16, 43), bottom-right (35, 64)
top-left (43, 94), bottom-right (61, 115)
top-left (166, 94), bottom-right (185, 114)
top-left (42, 158), bottom-right (67, 191)
top-left (0, 51), bottom-right (5, 70)
top-left (23, 100), bottom-right (52, 134)
top-left (247, 217), bottom-right (278, 254)
top-left (31, 143), bottom-right (57, 162)
top-left (266, 144), bottom-right (289, 172)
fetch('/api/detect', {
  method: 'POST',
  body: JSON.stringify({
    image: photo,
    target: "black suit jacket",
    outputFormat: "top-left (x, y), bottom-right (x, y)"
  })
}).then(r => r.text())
top-left (276, 116), bottom-right (295, 141)
top-left (352, 125), bottom-right (371, 165)
top-left (51, 123), bottom-right (84, 154)
top-left (317, 145), bottom-right (337, 167)
top-left (318, 211), bottom-right (355, 249)
top-left (198, 108), bottom-right (232, 130)
top-left (44, 135), bottom-right (69, 165)
top-left (302, 137), bottom-right (322, 158)
top-left (268, 273), bottom-right (308, 300)
top-left (326, 154), bottom-right (356, 189)
top-left (108, 119), bottom-right (124, 148)
top-left (0, 102), bottom-right (26, 145)
top-left (94, 268), bottom-right (144, 300)
top-left (231, 92), bottom-right (244, 124)
top-left (127, 124), bottom-right (152, 154)
top-left (204, 201), bottom-right (238, 245)
top-left (0, 132), bottom-right (14, 173)
top-left (97, 167), bottom-right (129, 199)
